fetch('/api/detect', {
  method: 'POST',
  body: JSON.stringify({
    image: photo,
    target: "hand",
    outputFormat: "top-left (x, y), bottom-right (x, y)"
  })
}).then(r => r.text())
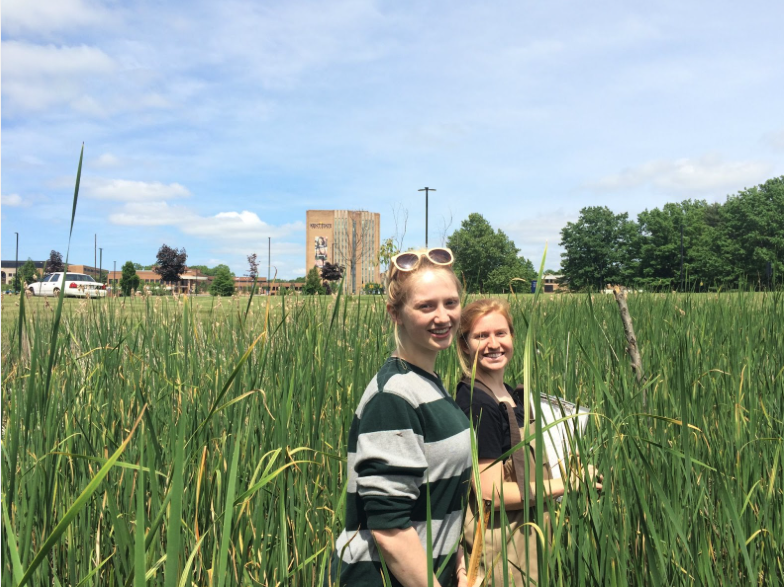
top-left (569, 462), bottom-right (603, 491)
top-left (585, 464), bottom-right (603, 491)
top-left (456, 546), bottom-right (468, 587)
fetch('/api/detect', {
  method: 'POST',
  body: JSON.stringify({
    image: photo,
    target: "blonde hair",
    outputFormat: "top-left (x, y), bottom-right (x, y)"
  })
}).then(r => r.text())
top-left (385, 248), bottom-right (462, 350)
top-left (457, 298), bottom-right (515, 377)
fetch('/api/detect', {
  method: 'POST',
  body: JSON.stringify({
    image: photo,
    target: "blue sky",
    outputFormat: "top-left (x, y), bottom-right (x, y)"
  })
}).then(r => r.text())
top-left (2, 0), bottom-right (783, 278)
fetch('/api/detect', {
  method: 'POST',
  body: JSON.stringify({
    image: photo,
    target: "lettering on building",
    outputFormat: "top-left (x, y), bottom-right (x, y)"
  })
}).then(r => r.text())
top-left (310, 223), bottom-right (332, 229)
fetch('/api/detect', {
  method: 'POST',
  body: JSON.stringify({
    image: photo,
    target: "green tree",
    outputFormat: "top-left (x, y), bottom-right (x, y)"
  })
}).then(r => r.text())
top-left (119, 261), bottom-right (140, 296)
top-left (302, 266), bottom-right (326, 295)
top-left (717, 177), bottom-right (784, 288)
top-left (210, 265), bottom-right (236, 296)
top-left (447, 213), bottom-right (536, 293)
top-left (188, 265), bottom-right (219, 277)
top-left (559, 206), bottom-right (640, 291)
top-left (485, 258), bottom-right (536, 293)
top-left (363, 282), bottom-right (384, 295)
top-left (20, 259), bottom-right (39, 286)
top-left (636, 199), bottom-right (724, 290)
top-left (376, 237), bottom-right (400, 274)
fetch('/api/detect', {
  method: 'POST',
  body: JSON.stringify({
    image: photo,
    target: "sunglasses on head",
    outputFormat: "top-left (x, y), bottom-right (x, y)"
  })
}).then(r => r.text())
top-left (391, 247), bottom-right (454, 272)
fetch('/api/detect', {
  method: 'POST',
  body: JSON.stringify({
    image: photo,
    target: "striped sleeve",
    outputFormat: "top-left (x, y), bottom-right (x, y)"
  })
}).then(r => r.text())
top-left (354, 391), bottom-right (426, 529)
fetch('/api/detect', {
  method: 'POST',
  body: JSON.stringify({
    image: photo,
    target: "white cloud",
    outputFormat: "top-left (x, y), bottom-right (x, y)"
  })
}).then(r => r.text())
top-left (92, 153), bottom-right (121, 168)
top-left (182, 211), bottom-right (304, 241)
top-left (109, 203), bottom-right (304, 245)
top-left (107, 200), bottom-right (307, 276)
top-left (109, 201), bottom-right (192, 226)
top-left (586, 155), bottom-right (773, 195)
top-left (2, 193), bottom-right (26, 207)
top-left (84, 179), bottom-right (191, 201)
top-left (2, 0), bottom-right (115, 36)
top-left (2, 41), bottom-right (116, 112)
top-left (208, 0), bottom-right (389, 88)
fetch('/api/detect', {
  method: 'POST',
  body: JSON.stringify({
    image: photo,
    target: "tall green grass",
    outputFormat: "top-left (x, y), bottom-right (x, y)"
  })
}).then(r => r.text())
top-left (2, 288), bottom-right (781, 586)
top-left (2, 154), bottom-right (782, 585)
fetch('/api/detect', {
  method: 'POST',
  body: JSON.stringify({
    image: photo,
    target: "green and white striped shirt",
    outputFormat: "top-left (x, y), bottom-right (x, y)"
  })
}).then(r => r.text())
top-left (328, 357), bottom-right (472, 587)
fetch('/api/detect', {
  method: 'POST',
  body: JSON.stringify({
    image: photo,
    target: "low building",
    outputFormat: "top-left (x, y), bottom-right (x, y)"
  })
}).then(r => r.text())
top-left (1, 260), bottom-right (46, 286)
top-left (106, 268), bottom-right (209, 294)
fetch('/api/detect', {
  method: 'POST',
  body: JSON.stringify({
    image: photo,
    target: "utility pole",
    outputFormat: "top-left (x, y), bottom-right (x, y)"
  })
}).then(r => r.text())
top-left (268, 237), bottom-right (271, 295)
top-left (94, 234), bottom-right (97, 278)
top-left (418, 187), bottom-right (435, 248)
top-left (99, 248), bottom-right (103, 285)
top-left (15, 232), bottom-right (19, 291)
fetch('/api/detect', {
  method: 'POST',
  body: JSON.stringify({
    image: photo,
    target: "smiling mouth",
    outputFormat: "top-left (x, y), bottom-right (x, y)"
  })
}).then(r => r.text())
top-left (430, 326), bottom-right (452, 335)
top-left (483, 352), bottom-right (504, 359)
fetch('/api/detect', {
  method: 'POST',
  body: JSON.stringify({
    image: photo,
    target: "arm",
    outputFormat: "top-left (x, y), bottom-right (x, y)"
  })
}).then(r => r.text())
top-left (355, 392), bottom-right (435, 585)
top-left (373, 528), bottom-right (443, 587)
top-left (478, 459), bottom-right (602, 510)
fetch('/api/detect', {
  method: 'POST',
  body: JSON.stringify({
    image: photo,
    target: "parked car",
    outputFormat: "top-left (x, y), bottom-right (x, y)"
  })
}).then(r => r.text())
top-left (27, 272), bottom-right (107, 298)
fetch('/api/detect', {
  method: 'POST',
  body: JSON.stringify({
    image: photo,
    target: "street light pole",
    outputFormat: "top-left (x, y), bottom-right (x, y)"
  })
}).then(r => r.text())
top-left (268, 236), bottom-right (271, 295)
top-left (418, 187), bottom-right (436, 248)
top-left (99, 248), bottom-right (103, 285)
top-left (15, 232), bottom-right (19, 291)
top-left (94, 234), bottom-right (97, 278)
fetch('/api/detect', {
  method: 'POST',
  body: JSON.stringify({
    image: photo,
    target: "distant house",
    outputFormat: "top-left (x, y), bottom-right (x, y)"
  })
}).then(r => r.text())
top-left (543, 274), bottom-right (566, 293)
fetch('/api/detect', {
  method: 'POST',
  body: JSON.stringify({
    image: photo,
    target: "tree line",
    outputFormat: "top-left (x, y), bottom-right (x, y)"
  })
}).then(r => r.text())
top-left (559, 176), bottom-right (783, 291)
top-left (14, 176), bottom-right (779, 296)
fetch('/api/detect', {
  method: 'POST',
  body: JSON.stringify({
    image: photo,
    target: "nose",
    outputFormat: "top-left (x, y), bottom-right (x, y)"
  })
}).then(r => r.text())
top-left (434, 304), bottom-right (449, 324)
top-left (486, 334), bottom-right (500, 349)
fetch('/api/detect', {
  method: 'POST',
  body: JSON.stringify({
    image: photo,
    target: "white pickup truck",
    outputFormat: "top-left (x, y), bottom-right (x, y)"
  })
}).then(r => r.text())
top-left (28, 272), bottom-right (107, 298)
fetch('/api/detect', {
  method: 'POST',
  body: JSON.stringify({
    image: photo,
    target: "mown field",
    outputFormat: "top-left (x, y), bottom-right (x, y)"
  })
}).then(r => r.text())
top-left (2, 290), bottom-right (782, 586)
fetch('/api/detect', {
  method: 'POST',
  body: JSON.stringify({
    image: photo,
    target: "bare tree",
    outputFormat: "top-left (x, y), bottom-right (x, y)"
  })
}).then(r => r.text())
top-left (391, 203), bottom-right (409, 251)
top-left (331, 211), bottom-right (379, 294)
top-left (438, 208), bottom-right (454, 247)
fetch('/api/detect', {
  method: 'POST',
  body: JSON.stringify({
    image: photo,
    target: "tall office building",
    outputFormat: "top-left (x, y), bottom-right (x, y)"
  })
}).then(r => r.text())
top-left (306, 210), bottom-right (381, 294)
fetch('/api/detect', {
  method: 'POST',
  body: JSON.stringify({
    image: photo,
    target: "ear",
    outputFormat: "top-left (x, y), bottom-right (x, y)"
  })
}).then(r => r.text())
top-left (386, 302), bottom-right (402, 325)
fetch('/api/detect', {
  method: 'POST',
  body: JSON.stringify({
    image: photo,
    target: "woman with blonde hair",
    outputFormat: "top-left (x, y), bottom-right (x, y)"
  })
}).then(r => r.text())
top-left (455, 298), bottom-right (601, 586)
top-left (327, 248), bottom-right (472, 587)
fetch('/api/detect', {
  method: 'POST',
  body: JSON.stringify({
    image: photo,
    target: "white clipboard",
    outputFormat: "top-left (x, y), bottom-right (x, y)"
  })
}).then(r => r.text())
top-left (534, 394), bottom-right (590, 480)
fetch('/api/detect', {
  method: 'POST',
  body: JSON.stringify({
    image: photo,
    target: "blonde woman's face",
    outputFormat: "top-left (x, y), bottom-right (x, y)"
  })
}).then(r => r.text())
top-left (465, 312), bottom-right (514, 376)
top-left (390, 269), bottom-right (461, 359)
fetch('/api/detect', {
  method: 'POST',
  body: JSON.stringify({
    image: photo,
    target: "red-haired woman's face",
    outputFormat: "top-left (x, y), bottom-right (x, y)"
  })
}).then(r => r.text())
top-left (464, 312), bottom-right (514, 375)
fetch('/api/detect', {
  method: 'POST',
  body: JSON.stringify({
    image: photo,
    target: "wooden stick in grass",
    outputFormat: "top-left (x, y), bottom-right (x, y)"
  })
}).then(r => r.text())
top-left (466, 499), bottom-right (491, 587)
top-left (612, 285), bottom-right (646, 407)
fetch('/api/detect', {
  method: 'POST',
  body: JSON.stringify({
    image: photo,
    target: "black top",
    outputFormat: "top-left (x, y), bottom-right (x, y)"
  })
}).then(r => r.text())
top-left (455, 380), bottom-right (529, 460)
